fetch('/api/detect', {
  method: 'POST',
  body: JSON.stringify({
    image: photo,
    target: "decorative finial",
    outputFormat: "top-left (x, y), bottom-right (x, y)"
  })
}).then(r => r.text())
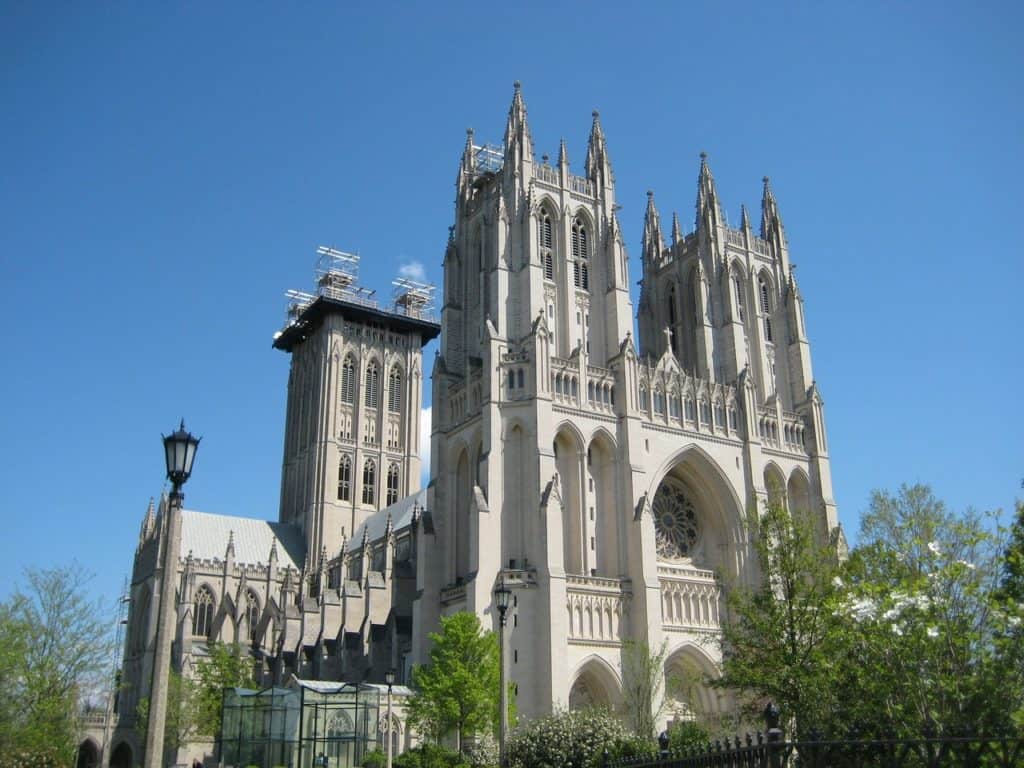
top-left (513, 80), bottom-right (521, 90)
top-left (466, 127), bottom-right (473, 135)
top-left (592, 109), bottom-right (600, 118)
top-left (647, 190), bottom-right (654, 199)
top-left (700, 151), bottom-right (708, 160)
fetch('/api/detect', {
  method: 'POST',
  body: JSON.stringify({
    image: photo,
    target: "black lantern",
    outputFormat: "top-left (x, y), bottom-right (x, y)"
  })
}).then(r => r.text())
top-left (385, 668), bottom-right (396, 688)
top-left (494, 579), bottom-right (511, 626)
top-left (162, 419), bottom-right (200, 495)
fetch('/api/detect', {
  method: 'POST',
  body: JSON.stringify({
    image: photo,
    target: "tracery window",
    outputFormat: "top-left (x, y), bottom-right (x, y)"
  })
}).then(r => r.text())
top-left (540, 210), bottom-right (554, 280)
top-left (245, 590), bottom-right (260, 642)
top-left (362, 460), bottom-right (376, 505)
top-left (365, 362), bottom-right (380, 408)
top-left (734, 274), bottom-right (746, 322)
top-left (337, 454), bottom-right (352, 501)
top-left (193, 585), bottom-right (215, 638)
top-left (759, 278), bottom-right (773, 342)
top-left (652, 479), bottom-right (700, 561)
top-left (571, 217), bottom-right (589, 290)
top-left (388, 366), bottom-right (402, 413)
top-left (341, 355), bottom-right (356, 404)
top-left (386, 463), bottom-right (400, 506)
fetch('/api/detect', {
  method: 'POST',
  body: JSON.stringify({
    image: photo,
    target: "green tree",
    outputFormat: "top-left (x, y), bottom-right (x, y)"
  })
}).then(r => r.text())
top-left (837, 486), bottom-right (1023, 736)
top-left (406, 612), bottom-right (500, 751)
top-left (135, 669), bottom-right (198, 753)
top-left (0, 565), bottom-right (114, 766)
top-left (193, 642), bottom-right (257, 737)
top-left (621, 639), bottom-right (669, 738)
top-left (715, 498), bottom-right (845, 738)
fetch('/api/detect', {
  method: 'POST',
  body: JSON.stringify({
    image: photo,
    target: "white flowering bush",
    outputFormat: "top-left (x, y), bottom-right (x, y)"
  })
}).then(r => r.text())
top-left (505, 707), bottom-right (628, 768)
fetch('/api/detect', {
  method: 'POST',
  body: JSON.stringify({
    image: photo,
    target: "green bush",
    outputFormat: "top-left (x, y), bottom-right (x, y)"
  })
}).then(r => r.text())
top-left (393, 743), bottom-right (470, 768)
top-left (667, 720), bottom-right (711, 754)
top-left (361, 747), bottom-right (387, 768)
top-left (608, 734), bottom-right (658, 762)
top-left (505, 707), bottom-right (628, 768)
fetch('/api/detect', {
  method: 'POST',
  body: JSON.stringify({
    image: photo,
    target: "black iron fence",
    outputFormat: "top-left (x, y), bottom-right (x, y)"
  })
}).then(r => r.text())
top-left (608, 705), bottom-right (1023, 768)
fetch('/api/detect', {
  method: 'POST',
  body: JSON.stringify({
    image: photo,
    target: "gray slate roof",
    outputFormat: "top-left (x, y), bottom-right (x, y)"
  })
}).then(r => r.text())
top-left (346, 488), bottom-right (426, 552)
top-left (180, 509), bottom-right (305, 571)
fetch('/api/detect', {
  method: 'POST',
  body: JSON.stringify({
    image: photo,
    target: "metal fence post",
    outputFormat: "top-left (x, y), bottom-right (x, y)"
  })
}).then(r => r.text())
top-left (764, 702), bottom-right (783, 768)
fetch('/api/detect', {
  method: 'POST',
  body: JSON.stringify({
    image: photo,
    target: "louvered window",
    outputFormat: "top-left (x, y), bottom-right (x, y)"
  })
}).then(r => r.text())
top-left (388, 367), bottom-right (402, 413)
top-left (571, 217), bottom-right (589, 290)
top-left (759, 279), bottom-right (773, 342)
top-left (365, 362), bottom-right (379, 408)
top-left (540, 211), bottom-right (554, 280)
top-left (341, 356), bottom-right (356, 404)
top-left (735, 276), bottom-right (746, 322)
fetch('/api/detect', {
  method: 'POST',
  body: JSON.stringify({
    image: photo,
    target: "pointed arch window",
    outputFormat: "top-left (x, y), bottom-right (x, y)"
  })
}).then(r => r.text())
top-left (734, 274), bottom-right (746, 322)
top-left (362, 459), bottom-right (377, 505)
top-left (386, 463), bottom-right (400, 506)
top-left (337, 454), bottom-right (352, 501)
top-left (245, 590), bottom-right (260, 642)
top-left (571, 217), bottom-right (589, 290)
top-left (193, 585), bottom-right (215, 638)
top-left (365, 361), bottom-right (380, 408)
top-left (667, 284), bottom-right (678, 356)
top-left (540, 210), bottom-right (554, 280)
top-left (341, 355), bottom-right (356, 404)
top-left (388, 366), bottom-right (402, 413)
top-left (759, 278), bottom-right (773, 342)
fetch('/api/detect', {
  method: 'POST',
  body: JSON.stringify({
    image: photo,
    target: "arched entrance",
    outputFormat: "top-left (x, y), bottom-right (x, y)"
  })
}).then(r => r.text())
top-left (75, 739), bottom-right (99, 768)
top-left (664, 645), bottom-right (728, 727)
top-left (568, 656), bottom-right (621, 712)
top-left (109, 742), bottom-right (132, 768)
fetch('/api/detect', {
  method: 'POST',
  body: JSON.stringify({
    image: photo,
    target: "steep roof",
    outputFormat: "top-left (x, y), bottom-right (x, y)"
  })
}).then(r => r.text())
top-left (346, 488), bottom-right (427, 553)
top-left (180, 509), bottom-right (305, 570)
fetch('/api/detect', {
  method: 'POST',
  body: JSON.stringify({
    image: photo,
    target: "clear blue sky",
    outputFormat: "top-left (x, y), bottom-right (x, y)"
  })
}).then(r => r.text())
top-left (1, 2), bottom-right (1021, 608)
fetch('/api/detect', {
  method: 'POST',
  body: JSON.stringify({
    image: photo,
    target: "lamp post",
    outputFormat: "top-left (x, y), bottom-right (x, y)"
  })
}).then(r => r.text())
top-left (493, 578), bottom-right (512, 767)
top-left (144, 420), bottom-right (199, 768)
top-left (385, 668), bottom-right (396, 768)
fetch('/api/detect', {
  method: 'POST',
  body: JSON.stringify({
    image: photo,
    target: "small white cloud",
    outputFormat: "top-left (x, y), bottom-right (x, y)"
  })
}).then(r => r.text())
top-left (399, 261), bottom-right (427, 283)
top-left (419, 406), bottom-right (431, 485)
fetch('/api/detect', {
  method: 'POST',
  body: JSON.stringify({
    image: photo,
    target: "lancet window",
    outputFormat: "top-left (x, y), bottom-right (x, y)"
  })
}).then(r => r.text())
top-left (540, 210), bottom-right (554, 280)
top-left (341, 355), bottom-right (356, 404)
top-left (245, 590), bottom-right (260, 641)
top-left (337, 454), bottom-right (352, 501)
top-left (193, 585), bottom-right (215, 638)
top-left (571, 217), bottom-right (589, 290)
top-left (759, 278), bottom-right (773, 342)
top-left (362, 459), bottom-right (377, 505)
top-left (365, 362), bottom-right (380, 408)
top-left (386, 463), bottom-right (400, 506)
top-left (388, 366), bottom-right (402, 413)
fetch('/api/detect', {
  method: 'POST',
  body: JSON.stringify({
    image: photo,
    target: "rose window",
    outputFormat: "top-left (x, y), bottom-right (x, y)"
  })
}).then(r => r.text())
top-left (653, 481), bottom-right (699, 561)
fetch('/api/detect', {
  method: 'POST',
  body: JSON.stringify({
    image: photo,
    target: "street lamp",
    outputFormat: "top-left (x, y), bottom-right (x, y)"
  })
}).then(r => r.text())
top-left (145, 420), bottom-right (200, 768)
top-left (385, 668), bottom-right (396, 768)
top-left (493, 578), bottom-right (512, 766)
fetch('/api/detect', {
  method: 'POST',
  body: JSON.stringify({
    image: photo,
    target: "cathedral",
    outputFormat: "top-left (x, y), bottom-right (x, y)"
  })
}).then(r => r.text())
top-left (103, 83), bottom-right (839, 767)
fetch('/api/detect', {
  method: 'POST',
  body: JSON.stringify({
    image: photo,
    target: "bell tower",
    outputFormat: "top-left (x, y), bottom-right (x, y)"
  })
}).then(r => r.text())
top-left (274, 247), bottom-right (440, 560)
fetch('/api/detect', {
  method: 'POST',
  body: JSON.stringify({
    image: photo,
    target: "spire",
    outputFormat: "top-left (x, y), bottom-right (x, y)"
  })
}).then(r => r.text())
top-left (740, 204), bottom-right (751, 231)
top-left (268, 538), bottom-right (278, 564)
top-left (585, 110), bottom-right (613, 185)
top-left (461, 128), bottom-right (475, 172)
top-left (140, 497), bottom-right (156, 541)
top-left (503, 81), bottom-right (533, 166)
top-left (643, 190), bottom-right (665, 262)
top-left (671, 212), bottom-right (682, 245)
top-left (384, 510), bottom-right (394, 539)
top-left (695, 152), bottom-right (721, 230)
top-left (760, 175), bottom-right (784, 240)
top-left (558, 138), bottom-right (569, 167)
top-left (225, 530), bottom-right (235, 560)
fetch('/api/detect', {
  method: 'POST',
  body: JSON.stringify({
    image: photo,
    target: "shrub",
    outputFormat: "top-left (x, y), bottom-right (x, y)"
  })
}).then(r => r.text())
top-left (361, 747), bottom-right (387, 768)
top-left (505, 707), bottom-right (627, 768)
top-left (608, 734), bottom-right (658, 762)
top-left (463, 733), bottom-right (498, 767)
top-left (667, 720), bottom-right (710, 754)
top-left (393, 743), bottom-right (470, 768)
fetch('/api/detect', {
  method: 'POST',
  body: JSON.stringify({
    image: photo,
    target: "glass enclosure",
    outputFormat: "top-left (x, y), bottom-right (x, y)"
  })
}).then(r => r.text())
top-left (221, 680), bottom-right (381, 768)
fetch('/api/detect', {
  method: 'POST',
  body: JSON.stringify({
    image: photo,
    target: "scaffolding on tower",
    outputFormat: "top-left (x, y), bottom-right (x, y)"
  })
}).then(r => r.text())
top-left (392, 277), bottom-right (436, 320)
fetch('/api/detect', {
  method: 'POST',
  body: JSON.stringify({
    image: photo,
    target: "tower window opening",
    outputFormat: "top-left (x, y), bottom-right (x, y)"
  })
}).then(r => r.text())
top-left (571, 217), bottom-right (589, 290)
top-left (386, 463), bottom-right (400, 506)
top-left (365, 362), bottom-right (380, 408)
top-left (541, 211), bottom-right (554, 281)
top-left (734, 275), bottom-right (746, 322)
top-left (517, 369), bottom-right (524, 389)
top-left (388, 367), bottom-right (402, 413)
top-left (341, 355), bottom-right (356, 404)
top-left (337, 454), bottom-right (352, 501)
top-left (508, 369), bottom-right (515, 391)
top-left (759, 279), bottom-right (773, 342)
top-left (362, 460), bottom-right (377, 505)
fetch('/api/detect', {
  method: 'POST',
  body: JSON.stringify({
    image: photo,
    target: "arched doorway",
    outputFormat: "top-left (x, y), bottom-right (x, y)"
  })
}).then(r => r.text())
top-left (76, 739), bottom-right (99, 768)
top-left (568, 656), bottom-right (621, 713)
top-left (109, 742), bottom-right (132, 768)
top-left (664, 645), bottom-right (728, 728)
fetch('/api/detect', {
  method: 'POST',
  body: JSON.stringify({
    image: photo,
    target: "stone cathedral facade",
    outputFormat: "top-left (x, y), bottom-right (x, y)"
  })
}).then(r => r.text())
top-left (105, 84), bottom-right (838, 767)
